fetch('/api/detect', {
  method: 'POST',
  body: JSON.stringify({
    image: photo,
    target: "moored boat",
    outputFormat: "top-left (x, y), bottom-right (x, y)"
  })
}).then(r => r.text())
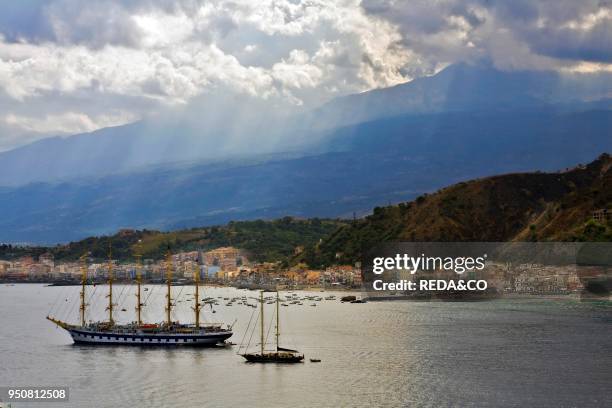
top-left (47, 247), bottom-right (233, 346)
top-left (239, 291), bottom-right (304, 363)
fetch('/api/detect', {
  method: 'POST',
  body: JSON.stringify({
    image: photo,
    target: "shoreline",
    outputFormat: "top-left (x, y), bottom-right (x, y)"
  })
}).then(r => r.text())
top-left (4, 283), bottom-right (609, 301)
top-left (1, 281), bottom-right (361, 292)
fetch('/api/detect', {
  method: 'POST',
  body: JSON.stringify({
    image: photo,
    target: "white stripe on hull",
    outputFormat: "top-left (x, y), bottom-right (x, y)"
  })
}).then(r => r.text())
top-left (68, 330), bottom-right (232, 346)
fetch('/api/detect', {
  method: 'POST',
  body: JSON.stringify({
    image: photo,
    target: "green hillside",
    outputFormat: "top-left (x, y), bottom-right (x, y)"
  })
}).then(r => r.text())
top-left (2, 154), bottom-right (610, 269)
top-left (297, 153), bottom-right (612, 268)
top-left (0, 217), bottom-right (345, 263)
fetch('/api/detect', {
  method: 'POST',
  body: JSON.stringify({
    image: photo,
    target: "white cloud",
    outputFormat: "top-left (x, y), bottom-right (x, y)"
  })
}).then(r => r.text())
top-left (272, 49), bottom-right (323, 91)
top-left (2, 111), bottom-right (136, 134)
top-left (0, 40), bottom-right (276, 103)
top-left (0, 0), bottom-right (411, 146)
top-left (561, 8), bottom-right (611, 32)
top-left (132, 12), bottom-right (195, 48)
top-left (0, 0), bottom-right (609, 151)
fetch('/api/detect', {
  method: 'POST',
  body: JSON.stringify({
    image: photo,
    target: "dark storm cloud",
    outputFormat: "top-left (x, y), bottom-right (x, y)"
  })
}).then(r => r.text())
top-left (489, 0), bottom-right (612, 63)
top-left (531, 22), bottom-right (612, 63)
top-left (362, 0), bottom-right (612, 66)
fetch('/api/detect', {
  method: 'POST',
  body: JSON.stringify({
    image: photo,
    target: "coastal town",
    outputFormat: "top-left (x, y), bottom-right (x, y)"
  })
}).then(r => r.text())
top-left (0, 247), bottom-right (363, 290)
top-left (0, 246), bottom-right (593, 295)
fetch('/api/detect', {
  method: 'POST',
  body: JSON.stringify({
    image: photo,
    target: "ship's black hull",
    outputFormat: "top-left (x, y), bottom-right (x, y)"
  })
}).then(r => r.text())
top-left (242, 352), bottom-right (304, 363)
top-left (68, 328), bottom-right (232, 346)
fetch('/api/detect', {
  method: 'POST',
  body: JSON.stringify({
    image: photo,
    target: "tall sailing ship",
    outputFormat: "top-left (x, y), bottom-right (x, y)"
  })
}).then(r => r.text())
top-left (47, 248), bottom-right (233, 346)
top-left (239, 291), bottom-right (304, 363)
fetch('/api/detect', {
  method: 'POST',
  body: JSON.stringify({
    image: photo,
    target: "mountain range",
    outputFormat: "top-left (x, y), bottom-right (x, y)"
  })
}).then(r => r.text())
top-left (2, 154), bottom-right (610, 267)
top-left (0, 63), bottom-right (610, 243)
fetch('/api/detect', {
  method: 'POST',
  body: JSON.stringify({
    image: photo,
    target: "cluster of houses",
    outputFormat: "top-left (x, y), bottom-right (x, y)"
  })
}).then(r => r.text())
top-left (4, 247), bottom-right (588, 293)
top-left (0, 246), bottom-right (363, 289)
top-left (229, 263), bottom-right (362, 288)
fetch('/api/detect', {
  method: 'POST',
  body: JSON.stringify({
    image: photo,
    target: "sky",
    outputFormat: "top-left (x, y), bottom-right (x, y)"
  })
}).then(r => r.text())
top-left (0, 0), bottom-right (611, 151)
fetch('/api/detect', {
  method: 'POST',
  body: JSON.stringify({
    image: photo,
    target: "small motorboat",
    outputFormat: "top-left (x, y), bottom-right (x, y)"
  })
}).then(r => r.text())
top-left (310, 358), bottom-right (321, 363)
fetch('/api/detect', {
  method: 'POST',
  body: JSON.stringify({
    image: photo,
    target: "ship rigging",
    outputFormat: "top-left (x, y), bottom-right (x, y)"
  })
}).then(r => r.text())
top-left (46, 247), bottom-right (233, 346)
top-left (239, 290), bottom-right (304, 363)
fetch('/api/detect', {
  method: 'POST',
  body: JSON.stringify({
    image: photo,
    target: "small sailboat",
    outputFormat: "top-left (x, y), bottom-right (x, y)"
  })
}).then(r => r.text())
top-left (240, 291), bottom-right (304, 363)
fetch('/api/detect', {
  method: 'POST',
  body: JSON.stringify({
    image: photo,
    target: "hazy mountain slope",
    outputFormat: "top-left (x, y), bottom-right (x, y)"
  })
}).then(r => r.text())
top-left (323, 110), bottom-right (612, 164)
top-left (0, 97), bottom-right (307, 186)
top-left (0, 63), bottom-right (610, 186)
top-left (0, 62), bottom-right (610, 243)
top-left (0, 110), bottom-right (609, 244)
top-left (314, 62), bottom-right (612, 127)
top-left (302, 154), bottom-right (612, 267)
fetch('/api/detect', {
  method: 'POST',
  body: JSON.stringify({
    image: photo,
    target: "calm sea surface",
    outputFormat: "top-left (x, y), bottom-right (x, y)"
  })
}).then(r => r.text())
top-left (0, 284), bottom-right (610, 407)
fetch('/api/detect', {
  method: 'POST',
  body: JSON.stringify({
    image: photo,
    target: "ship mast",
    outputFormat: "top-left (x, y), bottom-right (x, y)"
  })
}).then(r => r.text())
top-left (193, 262), bottom-right (201, 329)
top-left (79, 253), bottom-right (88, 326)
top-left (135, 249), bottom-right (142, 326)
top-left (260, 290), bottom-right (264, 355)
top-left (107, 243), bottom-right (114, 325)
top-left (276, 291), bottom-right (280, 351)
top-left (165, 250), bottom-right (173, 326)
